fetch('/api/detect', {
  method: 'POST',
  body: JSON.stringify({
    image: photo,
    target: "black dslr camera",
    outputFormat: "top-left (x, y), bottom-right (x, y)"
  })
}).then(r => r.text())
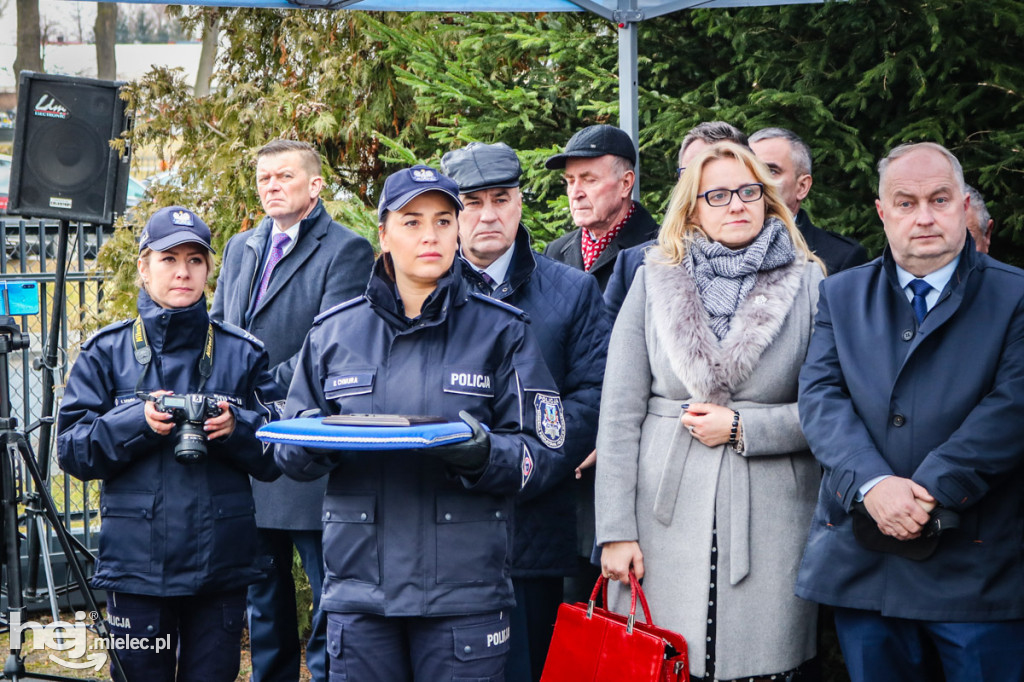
top-left (140, 393), bottom-right (222, 464)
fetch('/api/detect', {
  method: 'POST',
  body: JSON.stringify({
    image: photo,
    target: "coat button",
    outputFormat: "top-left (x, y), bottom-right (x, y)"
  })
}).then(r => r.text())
top-left (325, 511), bottom-right (331, 520)
top-left (360, 512), bottom-right (367, 521)
top-left (892, 414), bottom-right (906, 427)
top-left (444, 513), bottom-right (452, 521)
top-left (494, 511), bottom-right (503, 519)
top-left (146, 624), bottom-right (155, 633)
top-left (902, 330), bottom-right (914, 341)
top-left (464, 645), bottom-right (472, 654)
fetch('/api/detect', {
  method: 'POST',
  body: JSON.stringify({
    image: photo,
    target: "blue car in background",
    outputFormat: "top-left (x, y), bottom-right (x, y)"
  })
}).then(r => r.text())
top-left (126, 175), bottom-right (146, 208)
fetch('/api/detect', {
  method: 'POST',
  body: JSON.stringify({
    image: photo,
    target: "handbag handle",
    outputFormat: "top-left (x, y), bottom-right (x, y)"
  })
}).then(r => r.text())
top-left (586, 570), bottom-right (654, 634)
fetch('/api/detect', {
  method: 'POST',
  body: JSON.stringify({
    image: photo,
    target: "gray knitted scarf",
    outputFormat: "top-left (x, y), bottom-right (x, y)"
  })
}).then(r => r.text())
top-left (685, 216), bottom-right (796, 339)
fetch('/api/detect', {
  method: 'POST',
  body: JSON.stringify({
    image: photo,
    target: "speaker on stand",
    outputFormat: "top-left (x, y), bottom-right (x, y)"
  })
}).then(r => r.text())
top-left (8, 71), bottom-right (132, 225)
top-left (4, 73), bottom-right (133, 678)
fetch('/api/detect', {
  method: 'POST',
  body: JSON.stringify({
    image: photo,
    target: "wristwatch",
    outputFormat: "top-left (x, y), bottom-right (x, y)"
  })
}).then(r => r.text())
top-left (729, 411), bottom-right (745, 454)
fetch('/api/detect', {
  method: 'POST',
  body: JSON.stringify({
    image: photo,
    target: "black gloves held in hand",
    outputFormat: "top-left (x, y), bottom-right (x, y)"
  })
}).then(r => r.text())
top-left (428, 410), bottom-right (490, 476)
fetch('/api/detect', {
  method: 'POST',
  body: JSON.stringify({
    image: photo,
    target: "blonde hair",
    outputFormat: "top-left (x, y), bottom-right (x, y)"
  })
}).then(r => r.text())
top-left (136, 246), bottom-right (214, 290)
top-left (655, 142), bottom-right (824, 273)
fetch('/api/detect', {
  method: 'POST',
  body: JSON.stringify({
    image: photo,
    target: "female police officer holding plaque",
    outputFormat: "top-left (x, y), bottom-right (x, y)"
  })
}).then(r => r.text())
top-left (275, 166), bottom-right (567, 682)
top-left (57, 206), bottom-right (281, 682)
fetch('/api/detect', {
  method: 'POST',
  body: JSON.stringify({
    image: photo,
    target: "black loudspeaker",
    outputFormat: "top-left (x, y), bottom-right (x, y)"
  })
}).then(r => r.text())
top-left (8, 71), bottom-right (132, 225)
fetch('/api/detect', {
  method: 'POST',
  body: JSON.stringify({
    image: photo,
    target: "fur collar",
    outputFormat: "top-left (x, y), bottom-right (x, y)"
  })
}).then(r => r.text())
top-left (646, 254), bottom-right (805, 404)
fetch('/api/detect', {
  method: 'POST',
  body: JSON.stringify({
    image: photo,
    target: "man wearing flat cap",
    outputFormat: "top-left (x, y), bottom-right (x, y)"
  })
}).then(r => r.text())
top-left (442, 142), bottom-right (609, 682)
top-left (541, 125), bottom-right (657, 608)
top-left (543, 124), bottom-right (659, 292)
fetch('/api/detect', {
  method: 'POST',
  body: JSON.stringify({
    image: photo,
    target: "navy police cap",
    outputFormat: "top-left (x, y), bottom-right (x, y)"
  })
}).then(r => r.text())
top-left (378, 165), bottom-right (464, 222)
top-left (139, 206), bottom-right (215, 254)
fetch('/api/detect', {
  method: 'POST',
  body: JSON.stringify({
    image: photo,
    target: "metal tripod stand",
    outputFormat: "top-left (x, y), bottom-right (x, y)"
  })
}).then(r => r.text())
top-left (0, 316), bottom-right (126, 682)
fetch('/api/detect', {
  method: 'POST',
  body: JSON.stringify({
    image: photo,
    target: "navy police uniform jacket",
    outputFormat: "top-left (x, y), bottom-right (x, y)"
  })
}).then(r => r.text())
top-left (461, 225), bottom-right (608, 576)
top-left (275, 260), bottom-right (567, 617)
top-left (796, 240), bottom-right (1024, 621)
top-left (57, 291), bottom-right (282, 597)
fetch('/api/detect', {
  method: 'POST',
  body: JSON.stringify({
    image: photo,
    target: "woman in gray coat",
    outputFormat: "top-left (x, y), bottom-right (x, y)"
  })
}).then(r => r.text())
top-left (596, 142), bottom-right (825, 681)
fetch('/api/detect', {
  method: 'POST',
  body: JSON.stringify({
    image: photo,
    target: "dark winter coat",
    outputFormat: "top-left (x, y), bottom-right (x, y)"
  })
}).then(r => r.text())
top-left (275, 260), bottom-right (567, 617)
top-left (461, 225), bottom-right (608, 576)
top-left (797, 241), bottom-right (1024, 621)
top-left (795, 209), bottom-right (868, 276)
top-left (58, 291), bottom-right (282, 597)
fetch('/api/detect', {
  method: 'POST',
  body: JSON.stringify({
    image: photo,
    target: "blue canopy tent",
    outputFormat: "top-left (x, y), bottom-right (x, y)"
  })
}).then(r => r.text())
top-left (94, 0), bottom-right (832, 190)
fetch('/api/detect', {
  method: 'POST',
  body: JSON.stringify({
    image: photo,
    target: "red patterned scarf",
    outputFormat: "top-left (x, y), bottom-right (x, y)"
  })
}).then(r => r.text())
top-left (581, 202), bottom-right (635, 271)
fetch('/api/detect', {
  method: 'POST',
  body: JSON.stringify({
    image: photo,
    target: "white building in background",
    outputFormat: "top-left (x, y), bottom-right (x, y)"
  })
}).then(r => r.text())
top-left (1, 43), bottom-right (204, 94)
top-left (1, 1), bottom-right (204, 97)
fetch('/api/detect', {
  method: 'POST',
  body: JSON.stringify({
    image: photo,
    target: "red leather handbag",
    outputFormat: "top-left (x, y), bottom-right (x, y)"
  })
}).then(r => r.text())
top-left (541, 571), bottom-right (689, 682)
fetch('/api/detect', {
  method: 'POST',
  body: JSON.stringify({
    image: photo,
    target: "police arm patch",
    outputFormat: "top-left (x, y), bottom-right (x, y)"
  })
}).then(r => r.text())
top-left (533, 393), bottom-right (565, 449)
top-left (521, 444), bottom-right (534, 489)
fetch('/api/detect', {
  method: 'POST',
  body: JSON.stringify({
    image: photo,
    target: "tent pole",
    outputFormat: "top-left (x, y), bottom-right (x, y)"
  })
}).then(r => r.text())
top-left (616, 0), bottom-right (640, 197)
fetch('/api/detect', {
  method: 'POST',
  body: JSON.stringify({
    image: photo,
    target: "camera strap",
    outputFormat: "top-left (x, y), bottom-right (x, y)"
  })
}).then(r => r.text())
top-left (132, 317), bottom-right (216, 395)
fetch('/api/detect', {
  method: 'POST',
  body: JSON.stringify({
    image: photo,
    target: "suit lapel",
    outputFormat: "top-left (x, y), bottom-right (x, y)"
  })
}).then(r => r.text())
top-left (590, 238), bottom-right (621, 274)
top-left (900, 255), bottom-right (974, 372)
top-left (242, 221), bottom-right (271, 309)
top-left (559, 230), bottom-right (584, 270)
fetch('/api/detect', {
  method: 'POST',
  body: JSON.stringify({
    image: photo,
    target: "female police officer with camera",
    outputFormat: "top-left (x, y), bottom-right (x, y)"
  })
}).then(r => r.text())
top-left (57, 206), bottom-right (281, 682)
top-left (276, 166), bottom-right (568, 682)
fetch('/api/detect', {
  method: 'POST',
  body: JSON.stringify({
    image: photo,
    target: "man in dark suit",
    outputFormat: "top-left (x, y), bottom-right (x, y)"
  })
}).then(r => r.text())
top-left (543, 124), bottom-right (658, 291)
top-left (211, 139), bottom-right (374, 682)
top-left (796, 142), bottom-right (1024, 682)
top-left (750, 127), bottom-right (868, 275)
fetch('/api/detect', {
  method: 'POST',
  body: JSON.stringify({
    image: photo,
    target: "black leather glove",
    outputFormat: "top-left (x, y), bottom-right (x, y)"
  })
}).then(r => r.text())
top-left (428, 410), bottom-right (490, 476)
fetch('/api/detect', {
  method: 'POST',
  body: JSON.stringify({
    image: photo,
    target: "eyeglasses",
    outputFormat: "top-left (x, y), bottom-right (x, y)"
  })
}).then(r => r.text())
top-left (700, 183), bottom-right (764, 207)
top-left (677, 167), bottom-right (686, 177)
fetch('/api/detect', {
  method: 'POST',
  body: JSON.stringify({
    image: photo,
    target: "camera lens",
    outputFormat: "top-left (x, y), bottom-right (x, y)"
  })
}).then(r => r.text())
top-left (174, 422), bottom-right (208, 464)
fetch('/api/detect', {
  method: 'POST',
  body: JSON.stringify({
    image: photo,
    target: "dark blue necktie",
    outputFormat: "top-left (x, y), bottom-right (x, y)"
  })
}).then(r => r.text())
top-left (908, 278), bottom-right (932, 324)
top-left (478, 271), bottom-right (497, 291)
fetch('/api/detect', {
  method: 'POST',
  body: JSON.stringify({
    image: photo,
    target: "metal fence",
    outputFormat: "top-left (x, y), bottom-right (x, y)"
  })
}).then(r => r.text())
top-left (1, 216), bottom-right (113, 611)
